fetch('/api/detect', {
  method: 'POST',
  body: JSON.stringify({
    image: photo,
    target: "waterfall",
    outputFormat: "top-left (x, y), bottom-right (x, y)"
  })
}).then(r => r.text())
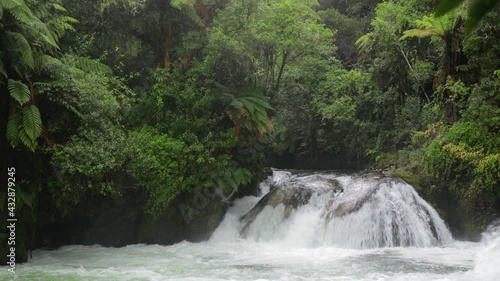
top-left (212, 169), bottom-right (453, 249)
top-left (472, 219), bottom-right (500, 280)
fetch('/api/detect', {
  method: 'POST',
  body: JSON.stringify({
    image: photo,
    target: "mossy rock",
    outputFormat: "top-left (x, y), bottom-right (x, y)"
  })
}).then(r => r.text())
top-left (389, 169), bottom-right (422, 191)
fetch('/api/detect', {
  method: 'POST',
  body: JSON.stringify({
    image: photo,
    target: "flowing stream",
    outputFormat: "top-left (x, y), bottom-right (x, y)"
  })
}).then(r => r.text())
top-left (2, 170), bottom-right (500, 281)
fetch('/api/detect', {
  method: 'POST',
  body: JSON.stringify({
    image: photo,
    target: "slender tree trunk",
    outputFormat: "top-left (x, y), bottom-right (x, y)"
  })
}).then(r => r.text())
top-left (274, 51), bottom-right (288, 92)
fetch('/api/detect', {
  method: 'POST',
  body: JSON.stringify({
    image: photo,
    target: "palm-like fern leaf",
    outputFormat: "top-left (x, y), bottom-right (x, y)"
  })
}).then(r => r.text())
top-left (33, 53), bottom-right (62, 70)
top-left (6, 31), bottom-right (35, 69)
top-left (22, 104), bottom-right (43, 142)
top-left (3, 0), bottom-right (33, 24)
top-left (400, 29), bottom-right (444, 39)
top-left (30, 16), bottom-right (59, 49)
top-left (18, 128), bottom-right (36, 151)
top-left (400, 13), bottom-right (458, 40)
top-left (1, 0), bottom-right (76, 152)
top-left (6, 112), bottom-right (22, 147)
top-left (46, 16), bottom-right (77, 42)
top-left (73, 57), bottom-right (112, 74)
top-left (8, 79), bottom-right (31, 105)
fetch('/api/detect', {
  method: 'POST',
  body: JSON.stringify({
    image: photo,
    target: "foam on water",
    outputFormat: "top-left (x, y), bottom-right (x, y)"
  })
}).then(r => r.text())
top-left (2, 170), bottom-right (499, 281)
top-left (229, 171), bottom-right (453, 248)
top-left (471, 220), bottom-right (500, 280)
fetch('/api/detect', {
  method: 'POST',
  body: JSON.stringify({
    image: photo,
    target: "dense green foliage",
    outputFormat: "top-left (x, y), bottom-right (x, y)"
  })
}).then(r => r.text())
top-left (1, 0), bottom-right (499, 254)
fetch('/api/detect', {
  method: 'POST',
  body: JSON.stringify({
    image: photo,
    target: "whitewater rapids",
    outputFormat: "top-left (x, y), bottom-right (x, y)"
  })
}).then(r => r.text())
top-left (2, 169), bottom-right (499, 281)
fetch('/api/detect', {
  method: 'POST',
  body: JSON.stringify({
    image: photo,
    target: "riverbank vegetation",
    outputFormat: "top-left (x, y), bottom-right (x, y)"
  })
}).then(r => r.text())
top-left (1, 0), bottom-right (499, 260)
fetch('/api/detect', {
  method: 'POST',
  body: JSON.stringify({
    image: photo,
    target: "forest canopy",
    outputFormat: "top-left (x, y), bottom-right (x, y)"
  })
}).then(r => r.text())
top-left (1, 0), bottom-right (499, 254)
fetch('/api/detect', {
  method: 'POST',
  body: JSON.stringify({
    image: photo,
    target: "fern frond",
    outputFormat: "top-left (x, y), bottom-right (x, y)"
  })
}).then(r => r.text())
top-left (22, 104), bottom-right (43, 142)
top-left (51, 3), bottom-right (67, 12)
top-left (73, 57), bottom-right (112, 74)
top-left (1, 0), bottom-right (25, 10)
top-left (29, 16), bottom-right (59, 49)
top-left (5, 0), bottom-right (33, 25)
top-left (18, 128), bottom-right (36, 152)
top-left (401, 13), bottom-right (459, 41)
top-left (355, 33), bottom-right (375, 53)
top-left (400, 29), bottom-right (443, 40)
top-left (244, 96), bottom-right (273, 110)
top-left (8, 79), bottom-right (31, 105)
top-left (47, 16), bottom-right (77, 41)
top-left (34, 53), bottom-right (62, 70)
top-left (6, 112), bottom-right (22, 147)
top-left (6, 31), bottom-right (35, 69)
top-left (31, 2), bottom-right (49, 19)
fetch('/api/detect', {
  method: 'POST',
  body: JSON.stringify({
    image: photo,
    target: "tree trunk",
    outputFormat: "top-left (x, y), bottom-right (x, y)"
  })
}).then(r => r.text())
top-left (442, 24), bottom-right (464, 124)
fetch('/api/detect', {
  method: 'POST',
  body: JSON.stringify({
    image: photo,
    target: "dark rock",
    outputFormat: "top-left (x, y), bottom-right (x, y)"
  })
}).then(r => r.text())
top-left (240, 179), bottom-right (341, 237)
top-left (37, 194), bottom-right (227, 248)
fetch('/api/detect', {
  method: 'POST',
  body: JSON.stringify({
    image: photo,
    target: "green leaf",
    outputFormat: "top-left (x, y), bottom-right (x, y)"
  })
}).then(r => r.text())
top-left (74, 57), bottom-right (112, 74)
top-left (34, 53), bottom-right (62, 70)
top-left (435, 0), bottom-right (466, 17)
top-left (400, 29), bottom-right (443, 40)
top-left (6, 112), bottom-right (22, 147)
top-left (4, 0), bottom-right (33, 25)
top-left (22, 104), bottom-right (43, 142)
top-left (7, 31), bottom-right (34, 69)
top-left (466, 0), bottom-right (500, 33)
top-left (8, 79), bottom-right (31, 105)
top-left (18, 128), bottom-right (36, 152)
top-left (51, 3), bottom-right (67, 12)
top-left (1, 0), bottom-right (25, 10)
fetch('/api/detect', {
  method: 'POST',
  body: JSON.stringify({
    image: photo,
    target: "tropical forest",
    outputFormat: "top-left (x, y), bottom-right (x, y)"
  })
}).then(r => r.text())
top-left (0, 0), bottom-right (499, 280)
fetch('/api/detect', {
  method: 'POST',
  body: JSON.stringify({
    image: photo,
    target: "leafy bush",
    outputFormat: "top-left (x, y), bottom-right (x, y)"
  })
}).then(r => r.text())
top-left (425, 122), bottom-right (500, 203)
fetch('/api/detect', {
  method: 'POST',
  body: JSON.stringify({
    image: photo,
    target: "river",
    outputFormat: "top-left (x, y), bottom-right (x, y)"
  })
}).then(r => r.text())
top-left (2, 170), bottom-right (499, 281)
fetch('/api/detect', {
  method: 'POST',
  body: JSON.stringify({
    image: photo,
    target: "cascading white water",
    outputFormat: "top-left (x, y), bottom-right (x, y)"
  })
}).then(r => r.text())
top-left (472, 220), bottom-right (500, 280)
top-left (5, 169), bottom-right (500, 281)
top-left (215, 170), bottom-right (453, 249)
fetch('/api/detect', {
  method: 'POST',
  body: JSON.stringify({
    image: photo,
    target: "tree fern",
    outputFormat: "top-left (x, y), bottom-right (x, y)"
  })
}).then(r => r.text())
top-left (46, 16), bottom-right (77, 42)
top-left (33, 53), bottom-right (62, 71)
top-left (30, 17), bottom-right (59, 49)
top-left (217, 88), bottom-right (274, 140)
top-left (18, 127), bottom-right (36, 151)
top-left (7, 105), bottom-right (43, 151)
top-left (400, 13), bottom-right (459, 40)
top-left (1, 0), bottom-right (26, 10)
top-left (6, 112), bottom-right (22, 147)
top-left (22, 104), bottom-right (42, 142)
top-left (355, 33), bottom-right (375, 55)
top-left (6, 31), bottom-right (35, 70)
top-left (1, 0), bottom-right (77, 152)
top-left (72, 57), bottom-right (113, 74)
top-left (3, 0), bottom-right (33, 25)
top-left (8, 79), bottom-right (31, 105)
